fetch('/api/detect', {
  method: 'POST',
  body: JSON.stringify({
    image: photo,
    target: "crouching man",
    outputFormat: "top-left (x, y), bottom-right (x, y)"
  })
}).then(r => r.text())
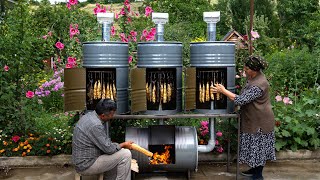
top-left (72, 98), bottom-right (133, 180)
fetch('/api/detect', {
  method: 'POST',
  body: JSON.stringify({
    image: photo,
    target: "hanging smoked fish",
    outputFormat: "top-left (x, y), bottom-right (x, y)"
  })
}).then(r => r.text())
top-left (106, 83), bottom-right (110, 99)
top-left (210, 81), bottom-right (215, 100)
top-left (202, 83), bottom-right (205, 103)
top-left (163, 82), bottom-right (167, 103)
top-left (149, 82), bottom-right (153, 102)
top-left (102, 82), bottom-right (106, 99)
top-left (146, 82), bottom-right (150, 101)
top-left (97, 80), bottom-right (101, 99)
top-left (160, 83), bottom-right (164, 102)
top-left (112, 82), bottom-right (117, 101)
top-left (110, 83), bottom-right (114, 101)
top-left (199, 83), bottom-right (202, 103)
top-left (167, 83), bottom-right (172, 102)
top-left (205, 81), bottom-right (210, 102)
top-left (93, 81), bottom-right (98, 99)
top-left (152, 83), bottom-right (156, 103)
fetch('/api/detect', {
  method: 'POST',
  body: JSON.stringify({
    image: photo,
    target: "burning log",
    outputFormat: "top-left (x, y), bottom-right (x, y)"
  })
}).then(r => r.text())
top-left (131, 143), bottom-right (153, 157)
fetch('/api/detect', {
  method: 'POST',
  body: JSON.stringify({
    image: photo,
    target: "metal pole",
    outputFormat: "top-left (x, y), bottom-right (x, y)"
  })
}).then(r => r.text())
top-left (249, 0), bottom-right (254, 55)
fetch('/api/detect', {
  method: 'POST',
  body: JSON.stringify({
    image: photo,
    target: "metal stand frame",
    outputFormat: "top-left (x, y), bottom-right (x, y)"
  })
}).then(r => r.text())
top-left (113, 113), bottom-right (240, 179)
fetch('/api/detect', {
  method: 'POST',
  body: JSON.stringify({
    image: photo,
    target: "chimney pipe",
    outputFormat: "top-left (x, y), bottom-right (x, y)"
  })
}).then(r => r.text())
top-left (152, 13), bottom-right (169, 42)
top-left (97, 13), bottom-right (114, 42)
top-left (203, 12), bottom-right (220, 41)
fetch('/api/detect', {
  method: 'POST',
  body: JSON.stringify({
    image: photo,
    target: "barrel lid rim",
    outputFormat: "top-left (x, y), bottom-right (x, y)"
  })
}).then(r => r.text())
top-left (138, 41), bottom-right (182, 45)
top-left (190, 41), bottom-right (235, 45)
top-left (83, 41), bottom-right (128, 44)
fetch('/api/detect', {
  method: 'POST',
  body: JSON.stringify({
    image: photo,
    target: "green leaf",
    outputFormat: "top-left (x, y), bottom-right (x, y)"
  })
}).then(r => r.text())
top-left (306, 127), bottom-right (315, 136)
top-left (290, 144), bottom-right (298, 152)
top-left (305, 110), bottom-right (317, 117)
top-left (293, 137), bottom-right (301, 144)
top-left (275, 140), bottom-right (287, 151)
top-left (281, 130), bottom-right (291, 137)
top-left (284, 116), bottom-right (292, 123)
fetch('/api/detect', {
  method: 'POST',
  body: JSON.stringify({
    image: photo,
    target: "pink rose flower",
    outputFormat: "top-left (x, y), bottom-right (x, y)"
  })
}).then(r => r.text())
top-left (55, 42), bottom-right (64, 50)
top-left (4, 65), bottom-right (9, 71)
top-left (128, 56), bottom-right (133, 63)
top-left (275, 95), bottom-right (282, 102)
top-left (111, 26), bottom-right (116, 36)
top-left (12, 135), bottom-right (20, 143)
top-left (215, 140), bottom-right (219, 145)
top-left (68, 0), bottom-right (78, 6)
top-left (200, 121), bottom-right (209, 127)
top-left (26, 91), bottom-right (35, 98)
top-left (66, 3), bottom-right (71, 10)
top-left (283, 97), bottom-right (292, 105)
top-left (145, 6), bottom-right (153, 17)
top-left (251, 31), bottom-right (260, 39)
top-left (216, 131), bottom-right (223, 137)
top-left (217, 146), bottom-right (224, 153)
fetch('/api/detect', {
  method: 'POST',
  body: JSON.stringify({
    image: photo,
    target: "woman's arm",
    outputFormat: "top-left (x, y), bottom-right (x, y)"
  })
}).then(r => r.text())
top-left (213, 84), bottom-right (236, 101)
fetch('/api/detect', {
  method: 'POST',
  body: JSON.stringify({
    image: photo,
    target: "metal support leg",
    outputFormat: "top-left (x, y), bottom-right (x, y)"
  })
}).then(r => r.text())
top-left (227, 118), bottom-right (231, 172)
top-left (236, 115), bottom-right (241, 180)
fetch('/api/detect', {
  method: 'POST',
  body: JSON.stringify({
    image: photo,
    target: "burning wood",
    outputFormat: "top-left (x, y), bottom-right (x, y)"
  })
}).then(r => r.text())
top-left (150, 145), bottom-right (172, 165)
top-left (131, 143), bottom-right (153, 157)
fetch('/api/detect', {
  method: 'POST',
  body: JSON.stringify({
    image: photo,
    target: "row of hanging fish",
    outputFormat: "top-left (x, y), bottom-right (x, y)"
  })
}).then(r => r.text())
top-left (87, 80), bottom-right (117, 101)
top-left (146, 82), bottom-right (173, 104)
top-left (199, 81), bottom-right (222, 103)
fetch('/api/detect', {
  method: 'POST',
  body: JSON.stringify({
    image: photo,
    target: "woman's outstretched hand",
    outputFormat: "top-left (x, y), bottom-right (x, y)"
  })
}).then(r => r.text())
top-left (213, 83), bottom-right (226, 94)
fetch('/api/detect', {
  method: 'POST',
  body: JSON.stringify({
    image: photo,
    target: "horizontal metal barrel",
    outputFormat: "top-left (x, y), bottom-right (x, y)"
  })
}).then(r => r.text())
top-left (190, 42), bottom-right (235, 67)
top-left (83, 42), bottom-right (129, 68)
top-left (137, 42), bottom-right (183, 68)
top-left (125, 126), bottom-right (198, 173)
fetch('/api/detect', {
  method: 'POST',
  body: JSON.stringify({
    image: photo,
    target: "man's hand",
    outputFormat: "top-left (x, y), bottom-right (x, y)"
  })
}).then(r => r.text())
top-left (120, 141), bottom-right (134, 149)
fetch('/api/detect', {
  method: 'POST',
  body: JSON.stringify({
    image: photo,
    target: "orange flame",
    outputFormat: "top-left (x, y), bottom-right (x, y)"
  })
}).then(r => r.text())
top-left (150, 145), bottom-right (172, 165)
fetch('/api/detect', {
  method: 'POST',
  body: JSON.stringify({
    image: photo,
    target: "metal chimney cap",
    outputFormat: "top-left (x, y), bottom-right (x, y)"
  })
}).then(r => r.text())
top-left (152, 12), bottom-right (169, 24)
top-left (97, 12), bottom-right (114, 24)
top-left (203, 12), bottom-right (220, 23)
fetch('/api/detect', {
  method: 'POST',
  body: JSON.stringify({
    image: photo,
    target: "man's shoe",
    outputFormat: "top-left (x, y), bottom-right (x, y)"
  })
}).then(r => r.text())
top-left (241, 168), bottom-right (255, 177)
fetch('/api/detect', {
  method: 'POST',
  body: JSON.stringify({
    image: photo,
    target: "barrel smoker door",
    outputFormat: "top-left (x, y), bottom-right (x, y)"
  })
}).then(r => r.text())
top-left (131, 68), bottom-right (147, 113)
top-left (64, 68), bottom-right (86, 112)
top-left (185, 67), bottom-right (196, 111)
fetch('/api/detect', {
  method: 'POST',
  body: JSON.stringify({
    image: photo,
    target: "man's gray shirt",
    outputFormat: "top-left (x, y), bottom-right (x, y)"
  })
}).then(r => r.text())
top-left (72, 111), bottom-right (121, 172)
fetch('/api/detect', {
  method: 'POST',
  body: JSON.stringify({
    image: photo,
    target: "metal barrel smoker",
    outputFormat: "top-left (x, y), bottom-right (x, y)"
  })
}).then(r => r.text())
top-left (130, 13), bottom-right (183, 115)
top-left (185, 12), bottom-right (236, 153)
top-left (127, 13), bottom-right (198, 179)
top-left (64, 13), bottom-right (129, 115)
top-left (126, 125), bottom-right (198, 176)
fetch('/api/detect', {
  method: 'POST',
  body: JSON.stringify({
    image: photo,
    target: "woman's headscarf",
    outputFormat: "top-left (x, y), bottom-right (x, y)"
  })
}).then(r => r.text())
top-left (244, 55), bottom-right (268, 71)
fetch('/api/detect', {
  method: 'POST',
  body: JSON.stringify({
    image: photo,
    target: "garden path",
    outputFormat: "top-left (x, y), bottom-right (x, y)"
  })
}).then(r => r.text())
top-left (1, 159), bottom-right (320, 180)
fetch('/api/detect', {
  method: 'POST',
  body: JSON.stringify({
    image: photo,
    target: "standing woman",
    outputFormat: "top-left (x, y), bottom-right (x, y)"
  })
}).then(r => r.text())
top-left (213, 55), bottom-right (276, 180)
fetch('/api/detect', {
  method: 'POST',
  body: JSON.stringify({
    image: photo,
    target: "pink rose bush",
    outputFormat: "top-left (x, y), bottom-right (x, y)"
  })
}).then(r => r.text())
top-left (93, 1), bottom-right (156, 66)
top-left (4, 65), bottom-right (9, 72)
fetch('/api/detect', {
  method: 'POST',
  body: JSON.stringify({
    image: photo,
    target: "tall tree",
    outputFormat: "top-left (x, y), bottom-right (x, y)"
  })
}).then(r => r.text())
top-left (277, 0), bottom-right (320, 49)
top-left (216, 0), bottom-right (279, 37)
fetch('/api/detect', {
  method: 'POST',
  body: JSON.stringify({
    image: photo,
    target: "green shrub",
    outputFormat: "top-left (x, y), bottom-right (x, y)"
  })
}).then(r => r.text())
top-left (272, 88), bottom-right (320, 151)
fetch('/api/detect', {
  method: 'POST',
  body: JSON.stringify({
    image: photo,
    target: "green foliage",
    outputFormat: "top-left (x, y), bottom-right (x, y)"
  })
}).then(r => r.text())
top-left (265, 48), bottom-right (320, 95)
top-left (0, 1), bottom-right (98, 135)
top-left (277, 0), bottom-right (320, 50)
top-left (215, 0), bottom-right (279, 37)
top-left (273, 88), bottom-right (320, 151)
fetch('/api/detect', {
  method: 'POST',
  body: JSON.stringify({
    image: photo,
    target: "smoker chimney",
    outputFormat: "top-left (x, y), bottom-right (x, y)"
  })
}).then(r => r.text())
top-left (203, 12), bottom-right (220, 41)
top-left (97, 12), bottom-right (114, 42)
top-left (152, 12), bottom-right (169, 42)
